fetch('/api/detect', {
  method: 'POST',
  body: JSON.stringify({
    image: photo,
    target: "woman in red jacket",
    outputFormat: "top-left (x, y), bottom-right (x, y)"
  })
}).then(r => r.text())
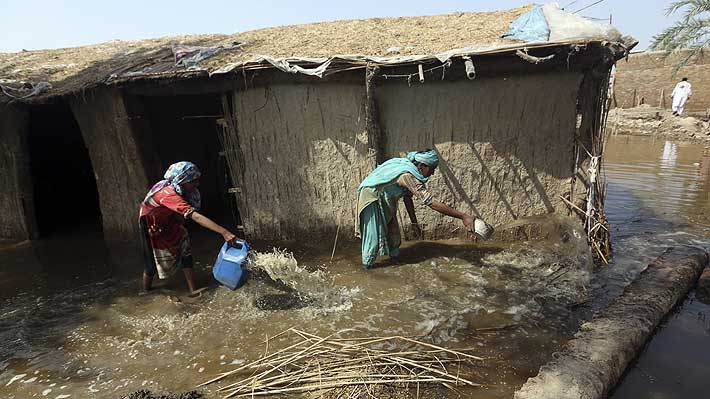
top-left (139, 161), bottom-right (238, 295)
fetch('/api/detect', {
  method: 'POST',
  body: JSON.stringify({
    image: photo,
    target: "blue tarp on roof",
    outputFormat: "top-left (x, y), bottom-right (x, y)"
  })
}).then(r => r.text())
top-left (502, 5), bottom-right (550, 42)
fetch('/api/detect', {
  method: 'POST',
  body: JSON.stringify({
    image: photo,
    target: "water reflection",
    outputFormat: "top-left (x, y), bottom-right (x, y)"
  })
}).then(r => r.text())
top-left (604, 137), bottom-right (707, 228)
top-left (660, 140), bottom-right (678, 168)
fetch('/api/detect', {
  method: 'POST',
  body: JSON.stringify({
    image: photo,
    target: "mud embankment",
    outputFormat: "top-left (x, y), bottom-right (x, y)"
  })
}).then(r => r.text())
top-left (514, 247), bottom-right (709, 399)
top-left (609, 106), bottom-right (710, 143)
top-left (697, 267), bottom-right (710, 303)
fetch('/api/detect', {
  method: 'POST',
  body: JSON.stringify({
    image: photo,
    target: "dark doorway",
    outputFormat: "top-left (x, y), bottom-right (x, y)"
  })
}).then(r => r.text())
top-left (142, 94), bottom-right (239, 230)
top-left (28, 102), bottom-right (101, 236)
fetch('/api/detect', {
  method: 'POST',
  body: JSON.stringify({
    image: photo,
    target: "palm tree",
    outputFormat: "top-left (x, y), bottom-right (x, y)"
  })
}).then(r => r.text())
top-left (651, 0), bottom-right (710, 68)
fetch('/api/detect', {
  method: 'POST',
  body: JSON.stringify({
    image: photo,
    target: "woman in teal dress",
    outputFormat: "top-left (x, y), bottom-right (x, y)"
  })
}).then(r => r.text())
top-left (356, 149), bottom-right (492, 269)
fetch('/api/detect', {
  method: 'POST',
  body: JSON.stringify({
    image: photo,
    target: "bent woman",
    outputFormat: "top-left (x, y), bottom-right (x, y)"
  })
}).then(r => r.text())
top-left (356, 149), bottom-right (492, 269)
top-left (139, 161), bottom-right (238, 294)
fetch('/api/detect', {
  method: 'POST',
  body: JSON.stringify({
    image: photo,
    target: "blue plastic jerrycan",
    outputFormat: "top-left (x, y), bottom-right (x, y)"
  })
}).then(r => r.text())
top-left (213, 241), bottom-right (250, 290)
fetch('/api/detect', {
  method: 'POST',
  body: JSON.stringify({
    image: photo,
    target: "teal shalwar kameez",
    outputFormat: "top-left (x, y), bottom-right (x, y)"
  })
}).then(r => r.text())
top-left (356, 151), bottom-right (438, 269)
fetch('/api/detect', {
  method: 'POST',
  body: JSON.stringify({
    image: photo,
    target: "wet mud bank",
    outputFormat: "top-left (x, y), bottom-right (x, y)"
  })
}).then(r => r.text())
top-left (697, 267), bottom-right (710, 302)
top-left (514, 247), bottom-right (709, 399)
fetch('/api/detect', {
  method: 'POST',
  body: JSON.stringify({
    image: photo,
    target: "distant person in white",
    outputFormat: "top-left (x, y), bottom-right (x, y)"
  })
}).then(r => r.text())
top-left (671, 77), bottom-right (692, 116)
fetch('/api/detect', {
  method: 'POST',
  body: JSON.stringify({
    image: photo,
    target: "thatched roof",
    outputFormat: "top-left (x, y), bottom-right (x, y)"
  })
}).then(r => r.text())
top-left (0, 34), bottom-right (233, 101)
top-left (1, 4), bottom-right (604, 101)
top-left (203, 5), bottom-right (534, 65)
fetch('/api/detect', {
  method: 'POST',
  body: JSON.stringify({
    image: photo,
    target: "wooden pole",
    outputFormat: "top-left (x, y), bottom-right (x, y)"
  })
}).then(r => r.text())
top-left (631, 88), bottom-right (636, 108)
top-left (365, 64), bottom-right (385, 166)
top-left (659, 88), bottom-right (665, 108)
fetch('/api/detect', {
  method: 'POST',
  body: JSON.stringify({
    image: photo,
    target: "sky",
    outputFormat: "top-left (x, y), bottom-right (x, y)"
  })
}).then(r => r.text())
top-left (1, 0), bottom-right (680, 53)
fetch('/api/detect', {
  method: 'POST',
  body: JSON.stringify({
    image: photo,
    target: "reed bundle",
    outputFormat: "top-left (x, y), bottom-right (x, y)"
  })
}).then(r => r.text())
top-left (198, 328), bottom-right (483, 398)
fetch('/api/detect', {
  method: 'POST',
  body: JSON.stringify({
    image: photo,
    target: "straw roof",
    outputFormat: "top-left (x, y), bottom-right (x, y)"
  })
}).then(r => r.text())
top-left (0, 5), bottom-right (547, 100)
top-left (204, 5), bottom-right (535, 66)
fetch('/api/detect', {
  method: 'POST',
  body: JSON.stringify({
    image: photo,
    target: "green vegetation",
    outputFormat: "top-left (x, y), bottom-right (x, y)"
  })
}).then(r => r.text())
top-left (651, 0), bottom-right (709, 68)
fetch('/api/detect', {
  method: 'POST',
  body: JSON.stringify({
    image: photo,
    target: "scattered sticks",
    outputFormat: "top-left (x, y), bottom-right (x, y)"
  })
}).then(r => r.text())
top-left (198, 328), bottom-right (483, 398)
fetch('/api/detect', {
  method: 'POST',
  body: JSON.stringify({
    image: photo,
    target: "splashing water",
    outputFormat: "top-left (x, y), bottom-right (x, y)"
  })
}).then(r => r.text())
top-left (248, 248), bottom-right (327, 295)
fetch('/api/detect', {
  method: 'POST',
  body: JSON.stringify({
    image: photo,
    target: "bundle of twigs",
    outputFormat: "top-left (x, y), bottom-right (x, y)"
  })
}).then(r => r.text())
top-left (198, 328), bottom-right (483, 398)
top-left (590, 70), bottom-right (614, 265)
top-left (566, 69), bottom-right (615, 266)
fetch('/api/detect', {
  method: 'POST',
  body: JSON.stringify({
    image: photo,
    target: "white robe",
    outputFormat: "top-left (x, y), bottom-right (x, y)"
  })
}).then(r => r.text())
top-left (671, 81), bottom-right (692, 115)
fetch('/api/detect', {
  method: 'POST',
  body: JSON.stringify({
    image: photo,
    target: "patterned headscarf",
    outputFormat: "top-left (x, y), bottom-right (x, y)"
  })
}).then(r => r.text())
top-left (143, 161), bottom-right (202, 208)
top-left (407, 149), bottom-right (439, 168)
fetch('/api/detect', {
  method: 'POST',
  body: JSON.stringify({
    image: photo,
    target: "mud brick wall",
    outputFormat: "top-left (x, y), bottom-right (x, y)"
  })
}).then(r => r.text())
top-left (614, 51), bottom-right (710, 113)
top-left (0, 105), bottom-right (35, 239)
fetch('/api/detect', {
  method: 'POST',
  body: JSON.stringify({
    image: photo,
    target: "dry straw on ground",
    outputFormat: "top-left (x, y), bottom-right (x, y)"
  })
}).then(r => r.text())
top-left (198, 328), bottom-right (483, 398)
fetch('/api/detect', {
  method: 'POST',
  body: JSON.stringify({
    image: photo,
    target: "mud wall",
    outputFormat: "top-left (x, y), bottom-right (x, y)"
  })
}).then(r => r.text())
top-left (0, 105), bottom-right (35, 239)
top-left (228, 70), bottom-right (582, 240)
top-left (70, 89), bottom-right (152, 241)
top-left (230, 82), bottom-right (371, 239)
top-left (378, 71), bottom-right (583, 235)
top-left (614, 51), bottom-right (710, 113)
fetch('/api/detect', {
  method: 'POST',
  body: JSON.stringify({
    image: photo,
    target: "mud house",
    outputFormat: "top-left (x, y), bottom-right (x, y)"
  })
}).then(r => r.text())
top-left (0, 5), bottom-right (634, 244)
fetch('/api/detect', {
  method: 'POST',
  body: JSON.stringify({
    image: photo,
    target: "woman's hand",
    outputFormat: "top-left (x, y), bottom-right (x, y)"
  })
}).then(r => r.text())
top-left (222, 231), bottom-right (237, 243)
top-left (411, 223), bottom-right (422, 239)
top-left (462, 215), bottom-right (475, 232)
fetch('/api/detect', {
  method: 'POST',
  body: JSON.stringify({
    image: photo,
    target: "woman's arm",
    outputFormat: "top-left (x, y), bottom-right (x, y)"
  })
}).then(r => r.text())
top-left (189, 211), bottom-right (238, 242)
top-left (403, 195), bottom-right (421, 238)
top-left (403, 195), bottom-right (418, 224)
top-left (396, 173), bottom-right (475, 234)
top-left (429, 200), bottom-right (474, 231)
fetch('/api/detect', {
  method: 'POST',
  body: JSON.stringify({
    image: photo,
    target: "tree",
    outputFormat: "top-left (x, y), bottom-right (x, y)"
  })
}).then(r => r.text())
top-left (651, 0), bottom-right (710, 68)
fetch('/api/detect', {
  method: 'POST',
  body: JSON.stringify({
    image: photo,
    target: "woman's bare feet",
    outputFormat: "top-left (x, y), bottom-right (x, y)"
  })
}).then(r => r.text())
top-left (187, 286), bottom-right (209, 298)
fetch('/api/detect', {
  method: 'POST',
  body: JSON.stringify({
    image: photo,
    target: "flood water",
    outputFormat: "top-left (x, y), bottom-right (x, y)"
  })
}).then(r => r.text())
top-left (603, 136), bottom-right (710, 399)
top-left (1, 135), bottom-right (708, 399)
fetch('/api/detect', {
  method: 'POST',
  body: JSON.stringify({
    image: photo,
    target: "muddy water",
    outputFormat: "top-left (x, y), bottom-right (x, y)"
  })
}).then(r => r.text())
top-left (602, 136), bottom-right (710, 399)
top-left (597, 136), bottom-right (710, 301)
top-left (0, 225), bottom-right (592, 399)
top-left (1, 134), bottom-right (708, 399)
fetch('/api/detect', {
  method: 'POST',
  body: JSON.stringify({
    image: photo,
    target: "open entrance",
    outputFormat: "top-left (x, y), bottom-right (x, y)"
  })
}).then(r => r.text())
top-left (142, 94), bottom-right (240, 231)
top-left (28, 102), bottom-right (101, 237)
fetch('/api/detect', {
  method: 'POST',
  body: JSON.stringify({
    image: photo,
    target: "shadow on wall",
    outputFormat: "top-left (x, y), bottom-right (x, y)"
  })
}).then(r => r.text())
top-left (500, 151), bottom-right (556, 214)
top-left (378, 72), bottom-right (580, 231)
